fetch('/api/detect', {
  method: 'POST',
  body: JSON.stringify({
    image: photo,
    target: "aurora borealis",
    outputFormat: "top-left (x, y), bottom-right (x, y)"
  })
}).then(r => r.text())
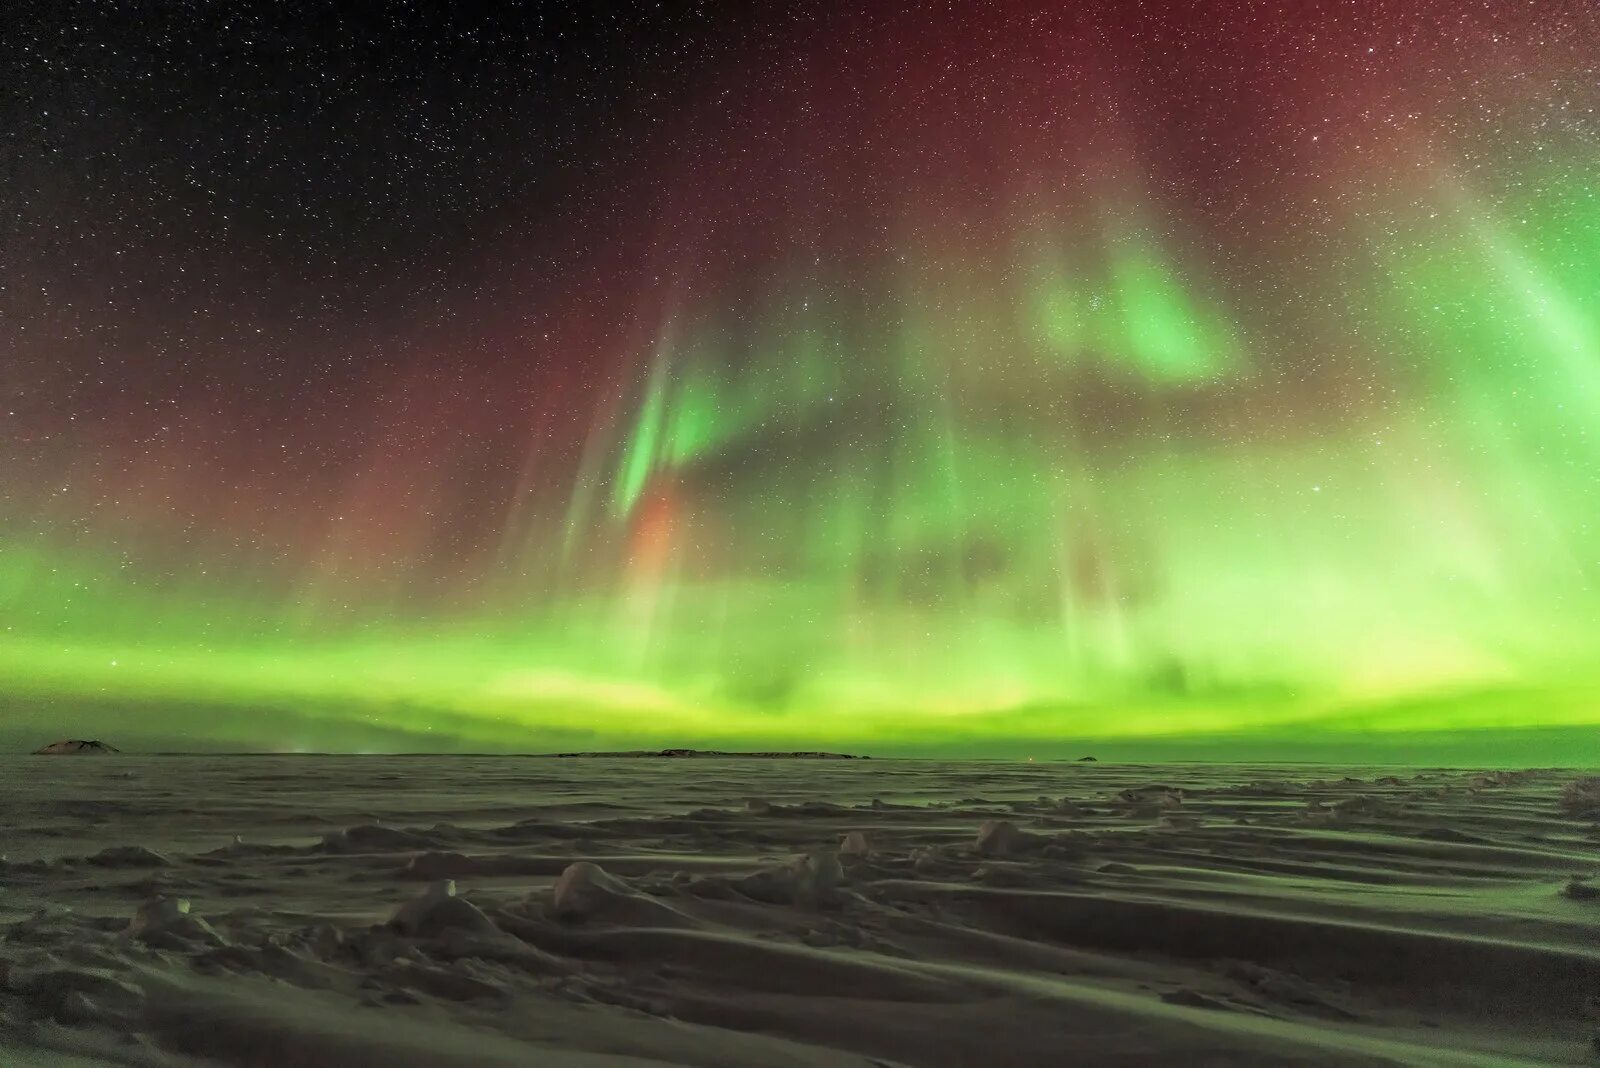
top-left (3, 2), bottom-right (1598, 755)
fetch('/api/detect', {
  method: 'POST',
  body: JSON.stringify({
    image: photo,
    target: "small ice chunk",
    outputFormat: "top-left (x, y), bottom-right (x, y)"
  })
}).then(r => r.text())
top-left (126, 895), bottom-right (224, 947)
top-left (736, 850), bottom-right (847, 908)
top-left (128, 896), bottom-right (190, 935)
top-left (840, 831), bottom-right (871, 858)
top-left (975, 819), bottom-right (1042, 856)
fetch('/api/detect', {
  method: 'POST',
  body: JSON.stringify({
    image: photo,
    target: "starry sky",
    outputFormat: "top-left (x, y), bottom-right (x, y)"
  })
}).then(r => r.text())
top-left (3, 1), bottom-right (1599, 756)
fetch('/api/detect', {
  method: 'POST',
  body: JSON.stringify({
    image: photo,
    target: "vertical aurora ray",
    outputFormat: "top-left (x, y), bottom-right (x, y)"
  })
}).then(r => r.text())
top-left (3, 1), bottom-right (1599, 752)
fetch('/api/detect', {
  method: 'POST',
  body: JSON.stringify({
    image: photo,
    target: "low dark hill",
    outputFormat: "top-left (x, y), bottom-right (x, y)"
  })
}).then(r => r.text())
top-left (548, 749), bottom-right (867, 759)
top-left (33, 739), bottom-right (120, 755)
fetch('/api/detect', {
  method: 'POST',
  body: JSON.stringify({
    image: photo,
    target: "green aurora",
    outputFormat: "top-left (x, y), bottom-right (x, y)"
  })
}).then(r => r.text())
top-left (3, 5), bottom-right (1598, 757)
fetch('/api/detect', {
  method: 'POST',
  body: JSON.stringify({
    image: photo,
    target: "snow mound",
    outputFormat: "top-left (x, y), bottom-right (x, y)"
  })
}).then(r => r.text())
top-left (127, 895), bottom-right (226, 947)
top-left (548, 862), bottom-right (694, 927)
top-left (389, 880), bottom-right (499, 938)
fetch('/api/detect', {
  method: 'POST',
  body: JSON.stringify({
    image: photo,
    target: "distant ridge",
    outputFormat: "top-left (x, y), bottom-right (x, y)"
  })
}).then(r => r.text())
top-left (121, 750), bottom-right (881, 758)
top-left (549, 749), bottom-right (869, 759)
top-left (33, 739), bottom-right (120, 755)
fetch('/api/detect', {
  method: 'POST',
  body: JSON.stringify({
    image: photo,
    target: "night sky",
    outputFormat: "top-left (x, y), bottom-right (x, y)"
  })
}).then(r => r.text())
top-left (4, 1), bottom-right (1599, 755)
